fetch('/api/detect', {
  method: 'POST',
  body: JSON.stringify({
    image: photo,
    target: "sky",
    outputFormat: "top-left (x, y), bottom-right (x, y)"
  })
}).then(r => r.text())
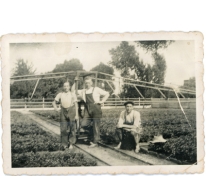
top-left (10, 40), bottom-right (195, 86)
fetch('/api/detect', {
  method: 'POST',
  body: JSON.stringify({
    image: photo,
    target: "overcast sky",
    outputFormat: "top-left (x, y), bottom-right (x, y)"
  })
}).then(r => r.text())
top-left (10, 40), bottom-right (195, 86)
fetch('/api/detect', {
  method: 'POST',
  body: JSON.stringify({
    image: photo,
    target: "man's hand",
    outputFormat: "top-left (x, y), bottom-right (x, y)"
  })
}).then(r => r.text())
top-left (116, 124), bottom-right (123, 128)
top-left (75, 116), bottom-right (80, 130)
top-left (123, 128), bottom-right (131, 132)
top-left (75, 115), bottom-right (79, 120)
top-left (54, 108), bottom-right (60, 113)
top-left (94, 101), bottom-right (104, 104)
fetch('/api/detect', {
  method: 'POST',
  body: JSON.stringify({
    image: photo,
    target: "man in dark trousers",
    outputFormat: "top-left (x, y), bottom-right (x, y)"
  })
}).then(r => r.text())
top-left (115, 101), bottom-right (142, 153)
top-left (74, 76), bottom-right (109, 147)
top-left (52, 82), bottom-right (79, 150)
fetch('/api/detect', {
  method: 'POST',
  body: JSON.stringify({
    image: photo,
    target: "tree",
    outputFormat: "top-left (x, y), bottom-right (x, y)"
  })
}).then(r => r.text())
top-left (152, 53), bottom-right (167, 84)
top-left (109, 41), bottom-right (138, 77)
top-left (33, 58), bottom-right (85, 99)
top-left (90, 62), bottom-right (114, 77)
top-left (179, 77), bottom-right (196, 98)
top-left (10, 59), bottom-right (36, 98)
top-left (13, 59), bottom-right (36, 76)
top-left (135, 41), bottom-right (174, 98)
top-left (90, 62), bottom-right (114, 92)
top-left (135, 40), bottom-right (174, 84)
top-left (109, 41), bottom-right (156, 98)
top-left (52, 58), bottom-right (83, 73)
top-left (135, 40), bottom-right (174, 53)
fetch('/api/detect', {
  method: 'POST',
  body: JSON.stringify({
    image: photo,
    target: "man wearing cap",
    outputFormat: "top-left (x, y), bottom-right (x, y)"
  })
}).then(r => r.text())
top-left (115, 101), bottom-right (142, 153)
top-left (73, 76), bottom-right (110, 147)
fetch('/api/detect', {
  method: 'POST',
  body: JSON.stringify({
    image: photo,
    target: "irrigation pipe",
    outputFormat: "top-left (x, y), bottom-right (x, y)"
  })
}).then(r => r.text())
top-left (173, 89), bottom-right (193, 130)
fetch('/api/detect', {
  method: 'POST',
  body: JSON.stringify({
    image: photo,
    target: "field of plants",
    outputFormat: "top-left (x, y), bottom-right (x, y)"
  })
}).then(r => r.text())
top-left (30, 108), bottom-right (197, 164)
top-left (11, 111), bottom-right (97, 167)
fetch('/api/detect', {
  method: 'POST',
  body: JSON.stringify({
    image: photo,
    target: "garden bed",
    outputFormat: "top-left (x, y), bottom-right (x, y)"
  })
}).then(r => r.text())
top-left (11, 111), bottom-right (97, 167)
top-left (30, 108), bottom-right (197, 164)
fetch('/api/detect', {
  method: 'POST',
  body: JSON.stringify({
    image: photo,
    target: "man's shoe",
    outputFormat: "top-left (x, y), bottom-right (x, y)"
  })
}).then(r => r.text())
top-left (89, 142), bottom-right (97, 148)
top-left (135, 145), bottom-right (140, 153)
top-left (114, 142), bottom-right (121, 149)
top-left (61, 145), bottom-right (68, 151)
top-left (68, 145), bottom-right (74, 150)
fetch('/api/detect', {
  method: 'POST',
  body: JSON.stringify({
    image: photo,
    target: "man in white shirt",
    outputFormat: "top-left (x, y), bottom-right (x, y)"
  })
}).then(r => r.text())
top-left (76, 76), bottom-right (110, 147)
top-left (115, 101), bottom-right (142, 153)
top-left (52, 82), bottom-right (79, 150)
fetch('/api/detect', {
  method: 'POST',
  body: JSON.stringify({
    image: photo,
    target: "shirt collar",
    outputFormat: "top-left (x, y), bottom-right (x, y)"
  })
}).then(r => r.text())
top-left (63, 91), bottom-right (70, 94)
top-left (126, 110), bottom-right (133, 115)
top-left (85, 87), bottom-right (94, 91)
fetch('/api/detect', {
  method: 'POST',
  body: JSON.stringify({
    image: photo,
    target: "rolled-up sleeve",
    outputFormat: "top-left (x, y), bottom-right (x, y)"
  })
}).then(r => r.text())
top-left (77, 89), bottom-right (84, 99)
top-left (133, 111), bottom-right (141, 127)
top-left (117, 111), bottom-right (125, 126)
top-left (97, 87), bottom-right (108, 96)
top-left (72, 92), bottom-right (78, 102)
top-left (54, 93), bottom-right (61, 103)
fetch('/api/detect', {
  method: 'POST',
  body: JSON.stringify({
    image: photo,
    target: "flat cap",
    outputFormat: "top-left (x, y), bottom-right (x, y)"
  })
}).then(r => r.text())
top-left (124, 101), bottom-right (134, 106)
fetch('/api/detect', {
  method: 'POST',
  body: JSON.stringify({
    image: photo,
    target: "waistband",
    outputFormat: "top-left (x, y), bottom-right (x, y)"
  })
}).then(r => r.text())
top-left (86, 102), bottom-right (101, 105)
top-left (61, 105), bottom-right (75, 109)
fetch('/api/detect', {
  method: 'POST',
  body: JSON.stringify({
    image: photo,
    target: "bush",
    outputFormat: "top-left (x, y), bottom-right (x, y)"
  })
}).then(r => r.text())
top-left (11, 111), bottom-right (97, 167)
top-left (12, 151), bottom-right (97, 167)
top-left (30, 108), bottom-right (197, 163)
top-left (11, 121), bottom-right (62, 153)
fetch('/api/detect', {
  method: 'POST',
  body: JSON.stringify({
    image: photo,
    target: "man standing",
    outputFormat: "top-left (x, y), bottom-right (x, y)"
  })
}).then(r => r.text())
top-left (75, 76), bottom-right (109, 147)
top-left (52, 82), bottom-right (79, 150)
top-left (115, 101), bottom-right (142, 153)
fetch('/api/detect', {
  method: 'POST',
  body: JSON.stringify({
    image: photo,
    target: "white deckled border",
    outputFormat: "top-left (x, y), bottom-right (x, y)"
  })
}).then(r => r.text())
top-left (0, 32), bottom-right (204, 175)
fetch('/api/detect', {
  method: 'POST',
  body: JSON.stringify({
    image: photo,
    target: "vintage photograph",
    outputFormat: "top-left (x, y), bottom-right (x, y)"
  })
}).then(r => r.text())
top-left (1, 33), bottom-right (204, 174)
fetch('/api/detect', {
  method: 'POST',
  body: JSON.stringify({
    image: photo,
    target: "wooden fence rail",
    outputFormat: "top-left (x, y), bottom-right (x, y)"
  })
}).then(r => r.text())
top-left (10, 98), bottom-right (196, 109)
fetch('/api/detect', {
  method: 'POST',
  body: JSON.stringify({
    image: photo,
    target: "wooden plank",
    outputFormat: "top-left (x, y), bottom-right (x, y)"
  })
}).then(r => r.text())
top-left (157, 89), bottom-right (166, 98)
top-left (31, 79), bottom-right (40, 99)
top-left (133, 85), bottom-right (144, 98)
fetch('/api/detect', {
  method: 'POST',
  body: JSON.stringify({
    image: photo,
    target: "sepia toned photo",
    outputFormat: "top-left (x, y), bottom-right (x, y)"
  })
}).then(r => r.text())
top-left (1, 32), bottom-right (204, 174)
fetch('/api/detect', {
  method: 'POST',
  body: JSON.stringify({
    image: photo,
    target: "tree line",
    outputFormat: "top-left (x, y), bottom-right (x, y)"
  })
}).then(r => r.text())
top-left (10, 40), bottom-right (194, 99)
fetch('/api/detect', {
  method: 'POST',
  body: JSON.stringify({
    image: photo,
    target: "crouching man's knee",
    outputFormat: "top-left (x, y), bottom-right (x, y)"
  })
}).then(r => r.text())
top-left (115, 128), bottom-right (122, 133)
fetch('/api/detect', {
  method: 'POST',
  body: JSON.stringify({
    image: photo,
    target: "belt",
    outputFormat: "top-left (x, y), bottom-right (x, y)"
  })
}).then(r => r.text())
top-left (61, 105), bottom-right (74, 109)
top-left (86, 102), bottom-right (101, 105)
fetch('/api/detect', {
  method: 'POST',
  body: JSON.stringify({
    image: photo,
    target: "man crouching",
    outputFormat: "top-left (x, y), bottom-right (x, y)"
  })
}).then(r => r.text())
top-left (115, 101), bottom-right (142, 153)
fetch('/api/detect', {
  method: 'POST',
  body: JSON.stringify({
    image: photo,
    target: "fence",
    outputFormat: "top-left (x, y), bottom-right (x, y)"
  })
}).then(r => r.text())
top-left (10, 98), bottom-right (196, 109)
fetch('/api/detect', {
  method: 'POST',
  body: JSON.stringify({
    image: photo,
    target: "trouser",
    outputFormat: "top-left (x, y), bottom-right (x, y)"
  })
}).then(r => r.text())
top-left (116, 128), bottom-right (141, 146)
top-left (60, 106), bottom-right (76, 146)
top-left (80, 103), bottom-right (102, 143)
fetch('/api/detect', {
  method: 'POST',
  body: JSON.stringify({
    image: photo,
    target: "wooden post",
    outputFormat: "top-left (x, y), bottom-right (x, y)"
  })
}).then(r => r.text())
top-left (24, 98), bottom-right (27, 109)
top-left (95, 72), bottom-right (98, 87)
top-left (187, 98), bottom-right (189, 109)
top-left (31, 79), bottom-right (40, 100)
top-left (139, 97), bottom-right (140, 106)
top-left (75, 71), bottom-right (80, 136)
top-left (43, 97), bottom-right (45, 109)
top-left (143, 98), bottom-right (145, 109)
top-left (83, 76), bottom-right (85, 89)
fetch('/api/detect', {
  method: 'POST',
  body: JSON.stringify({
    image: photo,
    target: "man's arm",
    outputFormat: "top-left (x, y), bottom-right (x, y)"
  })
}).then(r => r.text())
top-left (52, 100), bottom-right (59, 112)
top-left (117, 111), bottom-right (137, 129)
top-left (71, 83), bottom-right (84, 100)
top-left (52, 93), bottom-right (60, 112)
top-left (100, 92), bottom-right (109, 103)
top-left (120, 124), bottom-right (137, 129)
top-left (95, 87), bottom-right (110, 104)
top-left (72, 92), bottom-right (79, 119)
top-left (123, 112), bottom-right (142, 132)
top-left (74, 101), bottom-right (79, 129)
top-left (117, 111), bottom-right (125, 128)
